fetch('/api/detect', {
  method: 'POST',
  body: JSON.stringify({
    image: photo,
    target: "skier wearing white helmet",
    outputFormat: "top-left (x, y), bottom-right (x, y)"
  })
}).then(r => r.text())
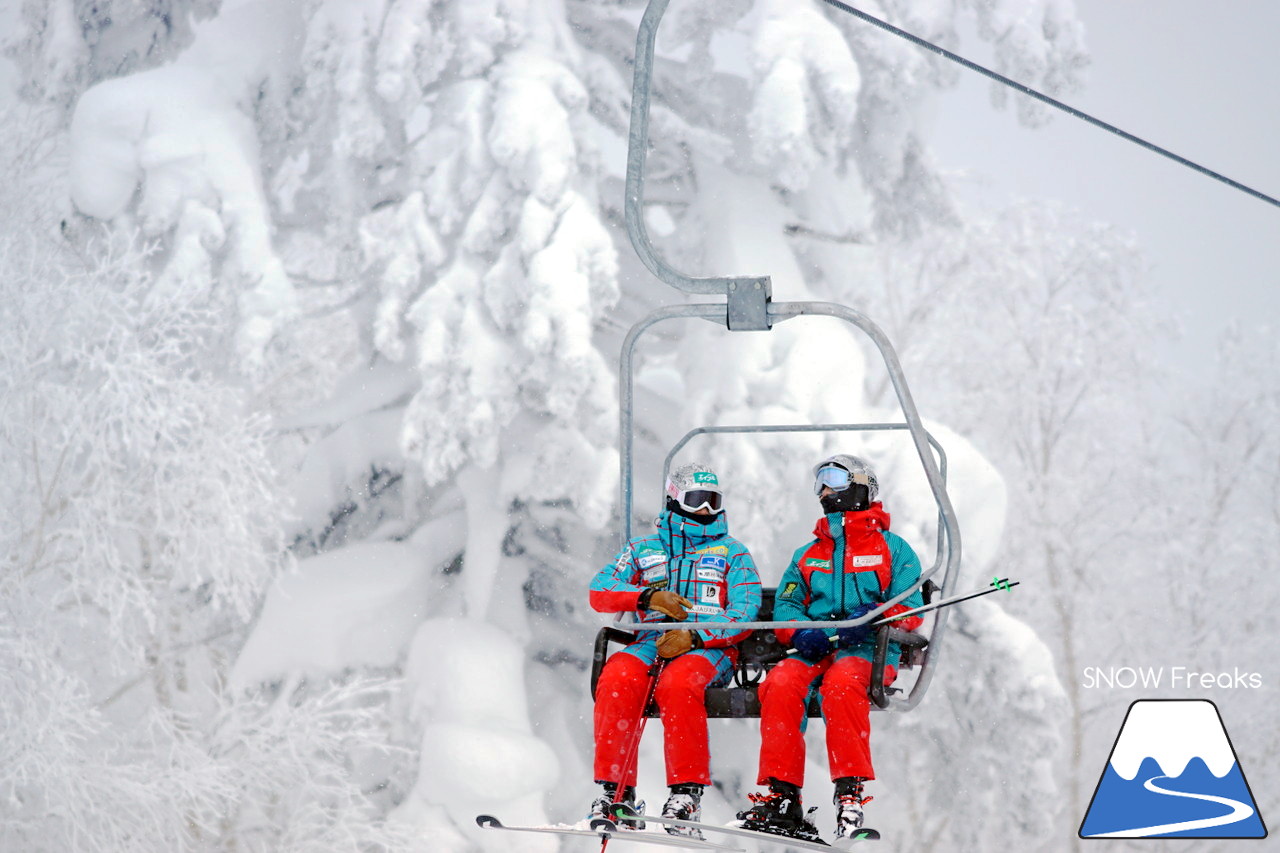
top-left (589, 463), bottom-right (762, 839)
top-left (734, 454), bottom-right (924, 844)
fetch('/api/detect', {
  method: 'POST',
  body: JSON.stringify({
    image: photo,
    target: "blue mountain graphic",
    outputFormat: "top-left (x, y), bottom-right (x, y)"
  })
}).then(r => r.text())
top-left (1080, 756), bottom-right (1266, 838)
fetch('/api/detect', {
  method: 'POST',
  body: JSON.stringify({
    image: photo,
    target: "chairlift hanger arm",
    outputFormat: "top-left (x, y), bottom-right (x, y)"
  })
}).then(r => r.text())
top-left (626, 0), bottom-right (776, 325)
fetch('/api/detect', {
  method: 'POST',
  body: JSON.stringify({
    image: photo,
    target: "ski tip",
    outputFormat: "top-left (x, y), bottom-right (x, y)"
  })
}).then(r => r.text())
top-left (832, 827), bottom-right (881, 847)
top-left (475, 815), bottom-right (502, 829)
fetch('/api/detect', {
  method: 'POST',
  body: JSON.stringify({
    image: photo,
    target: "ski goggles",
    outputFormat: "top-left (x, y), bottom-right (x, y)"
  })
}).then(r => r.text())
top-left (813, 464), bottom-right (867, 495)
top-left (668, 487), bottom-right (724, 514)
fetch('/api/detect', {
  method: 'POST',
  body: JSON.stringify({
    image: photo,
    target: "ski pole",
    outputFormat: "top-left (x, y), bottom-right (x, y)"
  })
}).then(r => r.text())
top-left (870, 576), bottom-right (1020, 626)
top-left (601, 657), bottom-right (666, 852)
top-left (789, 577), bottom-right (1022, 656)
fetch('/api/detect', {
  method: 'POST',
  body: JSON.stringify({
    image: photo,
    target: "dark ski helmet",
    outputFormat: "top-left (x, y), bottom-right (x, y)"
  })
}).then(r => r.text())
top-left (814, 454), bottom-right (878, 513)
top-left (665, 462), bottom-right (724, 522)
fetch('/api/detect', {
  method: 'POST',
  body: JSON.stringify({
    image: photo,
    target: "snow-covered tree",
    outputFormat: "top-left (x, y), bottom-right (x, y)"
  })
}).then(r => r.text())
top-left (0, 106), bottom-right (410, 851)
top-left (5, 0), bottom-right (222, 106)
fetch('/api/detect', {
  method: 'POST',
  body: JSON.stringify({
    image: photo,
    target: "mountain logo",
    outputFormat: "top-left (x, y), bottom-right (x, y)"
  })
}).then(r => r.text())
top-left (1080, 699), bottom-right (1267, 839)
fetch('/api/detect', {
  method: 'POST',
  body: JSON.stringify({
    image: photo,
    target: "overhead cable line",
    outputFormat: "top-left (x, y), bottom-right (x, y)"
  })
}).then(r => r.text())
top-left (820, 0), bottom-right (1280, 210)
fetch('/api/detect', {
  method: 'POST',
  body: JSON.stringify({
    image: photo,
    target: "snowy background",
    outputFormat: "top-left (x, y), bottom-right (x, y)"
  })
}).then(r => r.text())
top-left (1, 1), bottom-right (1275, 852)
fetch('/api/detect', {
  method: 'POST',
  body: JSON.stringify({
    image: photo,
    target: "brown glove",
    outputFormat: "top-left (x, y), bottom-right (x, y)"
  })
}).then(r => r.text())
top-left (656, 630), bottom-right (703, 659)
top-left (644, 590), bottom-right (691, 621)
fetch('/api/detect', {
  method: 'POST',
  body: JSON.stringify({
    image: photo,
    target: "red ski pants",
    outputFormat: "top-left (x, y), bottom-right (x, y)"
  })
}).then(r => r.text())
top-left (594, 651), bottom-right (721, 786)
top-left (756, 655), bottom-right (896, 786)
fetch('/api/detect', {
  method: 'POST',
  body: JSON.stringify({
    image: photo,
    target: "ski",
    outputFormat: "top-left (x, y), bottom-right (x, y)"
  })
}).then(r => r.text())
top-left (589, 818), bottom-right (744, 851)
top-left (475, 814), bottom-right (743, 851)
top-left (608, 804), bottom-right (880, 850)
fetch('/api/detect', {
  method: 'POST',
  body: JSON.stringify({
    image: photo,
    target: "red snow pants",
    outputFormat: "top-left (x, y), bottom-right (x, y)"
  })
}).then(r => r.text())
top-left (756, 655), bottom-right (896, 786)
top-left (594, 651), bottom-right (720, 786)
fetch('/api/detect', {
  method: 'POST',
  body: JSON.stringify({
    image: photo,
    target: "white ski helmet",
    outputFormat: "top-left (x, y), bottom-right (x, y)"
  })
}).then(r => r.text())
top-left (665, 462), bottom-right (724, 514)
top-left (813, 454), bottom-right (879, 504)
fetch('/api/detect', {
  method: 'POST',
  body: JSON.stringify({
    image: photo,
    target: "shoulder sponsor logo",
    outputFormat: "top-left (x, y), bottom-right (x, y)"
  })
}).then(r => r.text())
top-left (781, 581), bottom-right (800, 598)
top-left (637, 553), bottom-right (667, 569)
top-left (852, 555), bottom-right (883, 567)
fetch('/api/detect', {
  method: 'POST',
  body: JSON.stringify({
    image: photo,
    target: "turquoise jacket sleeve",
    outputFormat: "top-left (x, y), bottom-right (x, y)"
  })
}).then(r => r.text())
top-left (588, 542), bottom-right (646, 613)
top-left (884, 532), bottom-right (924, 609)
top-left (881, 531), bottom-right (925, 631)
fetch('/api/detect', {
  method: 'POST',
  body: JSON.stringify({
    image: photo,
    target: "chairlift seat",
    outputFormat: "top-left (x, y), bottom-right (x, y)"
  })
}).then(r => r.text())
top-left (590, 583), bottom-right (937, 718)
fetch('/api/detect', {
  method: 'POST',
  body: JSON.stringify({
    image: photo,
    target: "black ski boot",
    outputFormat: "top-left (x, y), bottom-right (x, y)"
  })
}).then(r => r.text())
top-left (732, 779), bottom-right (823, 843)
top-left (590, 783), bottom-right (645, 829)
top-left (833, 777), bottom-right (873, 841)
top-left (661, 783), bottom-right (703, 839)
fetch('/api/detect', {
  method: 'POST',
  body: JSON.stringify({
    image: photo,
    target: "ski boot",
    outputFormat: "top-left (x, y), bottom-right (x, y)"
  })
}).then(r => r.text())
top-left (590, 783), bottom-right (645, 829)
top-left (661, 784), bottom-right (703, 839)
top-left (833, 777), bottom-right (873, 841)
top-left (732, 779), bottom-right (823, 843)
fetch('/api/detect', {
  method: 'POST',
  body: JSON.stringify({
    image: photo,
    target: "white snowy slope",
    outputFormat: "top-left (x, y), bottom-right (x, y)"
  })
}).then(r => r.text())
top-left (1109, 700), bottom-right (1237, 780)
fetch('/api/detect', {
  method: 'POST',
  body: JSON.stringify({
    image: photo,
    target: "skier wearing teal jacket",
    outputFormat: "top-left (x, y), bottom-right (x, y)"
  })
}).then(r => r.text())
top-left (736, 454), bottom-right (924, 845)
top-left (588, 463), bottom-right (762, 840)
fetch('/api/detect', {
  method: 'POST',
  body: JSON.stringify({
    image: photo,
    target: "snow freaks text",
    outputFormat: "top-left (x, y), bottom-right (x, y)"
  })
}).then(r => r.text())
top-left (1082, 667), bottom-right (1263, 690)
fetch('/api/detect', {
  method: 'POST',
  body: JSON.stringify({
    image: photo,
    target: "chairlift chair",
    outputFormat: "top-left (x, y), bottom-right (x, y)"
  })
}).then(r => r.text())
top-left (591, 0), bottom-right (963, 717)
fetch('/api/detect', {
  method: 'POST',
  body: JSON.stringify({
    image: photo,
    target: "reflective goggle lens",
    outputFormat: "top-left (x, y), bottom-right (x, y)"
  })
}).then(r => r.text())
top-left (677, 489), bottom-right (723, 513)
top-left (814, 465), bottom-right (853, 495)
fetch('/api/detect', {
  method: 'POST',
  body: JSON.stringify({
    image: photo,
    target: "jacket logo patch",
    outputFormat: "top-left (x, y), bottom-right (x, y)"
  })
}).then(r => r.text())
top-left (697, 555), bottom-right (727, 571)
top-left (781, 581), bottom-right (800, 598)
top-left (697, 546), bottom-right (729, 556)
top-left (696, 568), bottom-right (722, 581)
top-left (852, 555), bottom-right (883, 567)
top-left (637, 553), bottom-right (667, 568)
top-left (805, 559), bottom-right (831, 569)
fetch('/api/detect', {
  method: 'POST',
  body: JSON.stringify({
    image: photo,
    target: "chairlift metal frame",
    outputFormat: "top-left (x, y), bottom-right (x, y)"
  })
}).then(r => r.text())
top-left (606, 0), bottom-right (963, 713)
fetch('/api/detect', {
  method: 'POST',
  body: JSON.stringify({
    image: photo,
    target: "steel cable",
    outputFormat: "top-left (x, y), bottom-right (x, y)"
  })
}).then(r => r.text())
top-left (820, 0), bottom-right (1280, 209)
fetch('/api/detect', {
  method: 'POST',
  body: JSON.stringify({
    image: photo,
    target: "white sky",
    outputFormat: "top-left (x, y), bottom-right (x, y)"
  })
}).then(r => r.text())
top-left (928, 0), bottom-right (1280, 374)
